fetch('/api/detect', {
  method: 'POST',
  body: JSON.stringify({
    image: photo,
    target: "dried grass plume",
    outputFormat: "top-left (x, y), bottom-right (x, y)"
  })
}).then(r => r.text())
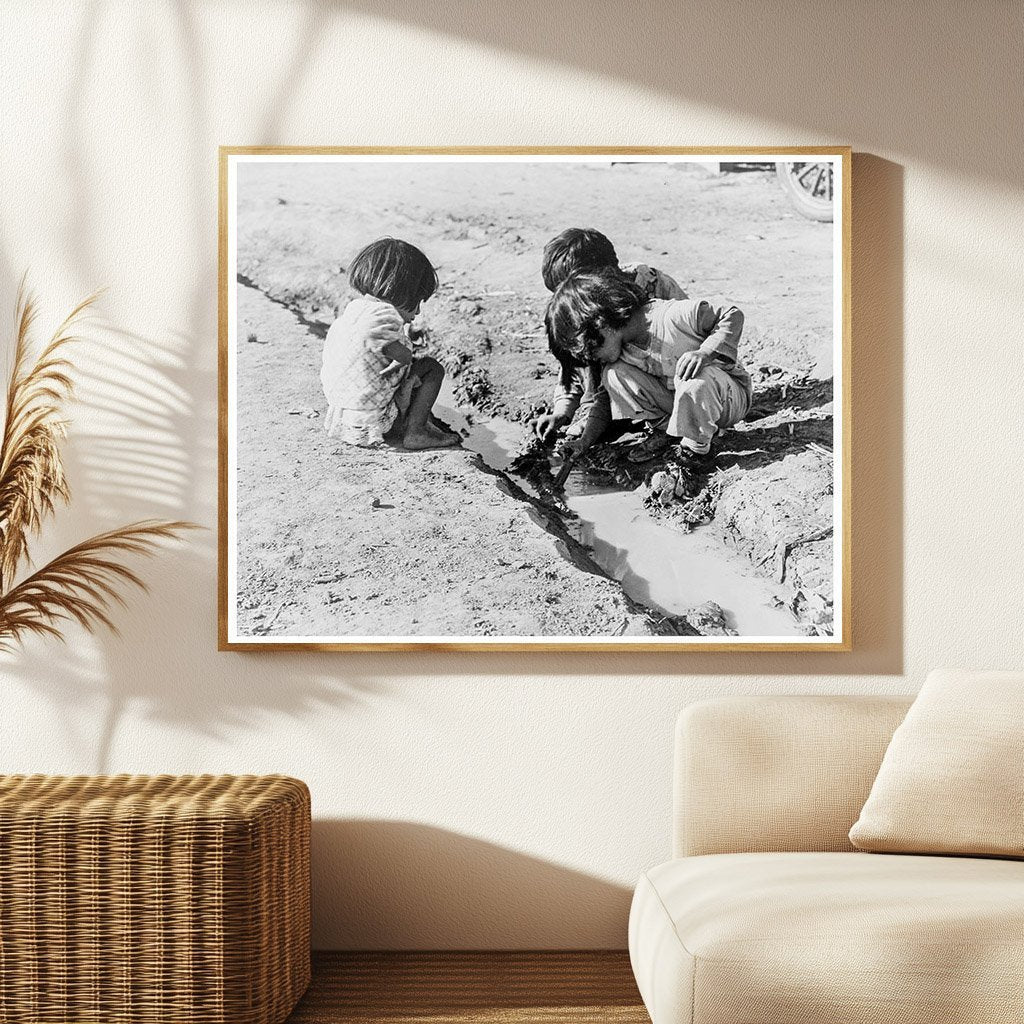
top-left (0, 280), bottom-right (196, 651)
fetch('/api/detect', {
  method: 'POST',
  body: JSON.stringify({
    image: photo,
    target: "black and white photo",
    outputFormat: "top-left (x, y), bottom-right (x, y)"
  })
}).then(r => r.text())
top-left (219, 149), bottom-right (850, 650)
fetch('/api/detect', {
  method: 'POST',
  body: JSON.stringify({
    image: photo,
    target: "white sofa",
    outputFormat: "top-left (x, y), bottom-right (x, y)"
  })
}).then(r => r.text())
top-left (628, 695), bottom-right (1024, 1024)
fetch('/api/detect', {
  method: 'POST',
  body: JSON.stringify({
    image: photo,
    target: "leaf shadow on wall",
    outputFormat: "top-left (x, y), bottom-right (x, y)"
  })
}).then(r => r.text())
top-left (0, 0), bottom-right (384, 772)
top-left (311, 819), bottom-right (634, 950)
top-left (0, 320), bottom-right (387, 773)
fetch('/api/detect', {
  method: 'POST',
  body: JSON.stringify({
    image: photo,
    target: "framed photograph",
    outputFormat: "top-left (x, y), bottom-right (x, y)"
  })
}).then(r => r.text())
top-left (219, 147), bottom-right (850, 651)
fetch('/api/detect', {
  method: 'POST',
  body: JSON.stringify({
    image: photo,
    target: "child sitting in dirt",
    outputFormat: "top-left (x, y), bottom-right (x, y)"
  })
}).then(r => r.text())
top-left (544, 269), bottom-right (752, 485)
top-left (533, 228), bottom-right (687, 445)
top-left (321, 237), bottom-right (458, 451)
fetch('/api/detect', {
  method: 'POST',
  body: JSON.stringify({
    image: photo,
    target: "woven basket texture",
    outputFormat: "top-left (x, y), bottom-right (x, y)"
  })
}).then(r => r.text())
top-left (0, 774), bottom-right (310, 1024)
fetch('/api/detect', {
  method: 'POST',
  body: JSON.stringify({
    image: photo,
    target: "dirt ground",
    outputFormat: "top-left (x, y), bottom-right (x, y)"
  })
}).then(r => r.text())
top-left (233, 160), bottom-right (837, 639)
top-left (234, 284), bottom-right (694, 639)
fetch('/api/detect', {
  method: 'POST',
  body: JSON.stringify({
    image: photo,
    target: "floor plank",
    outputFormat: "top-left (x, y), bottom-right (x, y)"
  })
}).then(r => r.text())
top-left (287, 951), bottom-right (649, 1024)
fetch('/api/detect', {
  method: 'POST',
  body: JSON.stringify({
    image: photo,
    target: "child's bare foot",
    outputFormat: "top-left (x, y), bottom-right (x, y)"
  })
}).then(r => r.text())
top-left (403, 427), bottom-right (459, 451)
top-left (428, 415), bottom-right (461, 439)
top-left (426, 422), bottom-right (461, 444)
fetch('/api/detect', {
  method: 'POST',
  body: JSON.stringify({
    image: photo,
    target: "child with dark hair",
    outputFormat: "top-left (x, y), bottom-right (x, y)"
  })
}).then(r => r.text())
top-left (535, 228), bottom-right (687, 443)
top-left (541, 228), bottom-right (620, 292)
top-left (321, 237), bottom-right (458, 451)
top-left (544, 269), bottom-right (752, 474)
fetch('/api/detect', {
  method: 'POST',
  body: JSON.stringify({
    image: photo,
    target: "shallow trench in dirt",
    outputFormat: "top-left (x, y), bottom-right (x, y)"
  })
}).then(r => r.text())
top-left (435, 385), bottom-right (803, 638)
top-left (234, 280), bottom-right (811, 640)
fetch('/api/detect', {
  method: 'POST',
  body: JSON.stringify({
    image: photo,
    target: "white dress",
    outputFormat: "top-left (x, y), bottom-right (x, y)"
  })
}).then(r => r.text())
top-left (320, 296), bottom-right (412, 446)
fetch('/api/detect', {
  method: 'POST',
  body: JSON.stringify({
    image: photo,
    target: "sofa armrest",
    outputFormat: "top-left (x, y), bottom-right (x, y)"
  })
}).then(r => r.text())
top-left (674, 695), bottom-right (912, 857)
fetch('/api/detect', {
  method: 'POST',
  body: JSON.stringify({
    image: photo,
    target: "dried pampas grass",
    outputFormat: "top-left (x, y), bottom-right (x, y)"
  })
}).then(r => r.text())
top-left (0, 280), bottom-right (196, 651)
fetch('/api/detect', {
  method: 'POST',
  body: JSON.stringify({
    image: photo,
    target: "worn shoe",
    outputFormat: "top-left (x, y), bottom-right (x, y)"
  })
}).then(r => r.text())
top-left (669, 446), bottom-right (714, 499)
top-left (674, 444), bottom-right (713, 471)
top-left (627, 429), bottom-right (672, 463)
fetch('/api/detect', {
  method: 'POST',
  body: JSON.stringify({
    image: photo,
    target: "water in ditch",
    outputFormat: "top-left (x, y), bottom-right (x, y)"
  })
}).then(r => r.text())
top-left (435, 385), bottom-right (802, 638)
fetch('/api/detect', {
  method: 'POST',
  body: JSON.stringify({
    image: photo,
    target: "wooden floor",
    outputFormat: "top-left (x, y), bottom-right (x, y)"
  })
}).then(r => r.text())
top-left (287, 952), bottom-right (649, 1024)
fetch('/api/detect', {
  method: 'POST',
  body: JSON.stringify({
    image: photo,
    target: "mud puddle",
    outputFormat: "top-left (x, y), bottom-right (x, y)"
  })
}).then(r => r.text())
top-left (435, 385), bottom-right (802, 638)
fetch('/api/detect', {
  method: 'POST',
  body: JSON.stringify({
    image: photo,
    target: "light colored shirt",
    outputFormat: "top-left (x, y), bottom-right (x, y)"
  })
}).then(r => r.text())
top-left (621, 263), bottom-right (688, 303)
top-left (321, 296), bottom-right (410, 446)
top-left (620, 299), bottom-right (751, 394)
top-left (552, 264), bottom-right (688, 418)
top-left (557, 297), bottom-right (752, 445)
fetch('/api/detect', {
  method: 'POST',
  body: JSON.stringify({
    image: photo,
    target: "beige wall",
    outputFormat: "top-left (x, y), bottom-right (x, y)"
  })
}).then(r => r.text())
top-left (1, 1), bottom-right (1021, 948)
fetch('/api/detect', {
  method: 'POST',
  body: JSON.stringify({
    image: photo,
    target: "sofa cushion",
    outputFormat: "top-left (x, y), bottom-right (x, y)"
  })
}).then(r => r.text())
top-left (675, 695), bottom-right (912, 857)
top-left (849, 668), bottom-right (1024, 857)
top-left (629, 852), bottom-right (1024, 1024)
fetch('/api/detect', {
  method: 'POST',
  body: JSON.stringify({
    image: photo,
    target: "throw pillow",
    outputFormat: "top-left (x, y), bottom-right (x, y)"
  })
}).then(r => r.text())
top-left (849, 669), bottom-right (1024, 857)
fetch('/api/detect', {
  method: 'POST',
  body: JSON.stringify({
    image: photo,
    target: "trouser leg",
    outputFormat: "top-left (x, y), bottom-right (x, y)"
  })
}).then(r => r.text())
top-left (603, 362), bottom-right (675, 428)
top-left (668, 364), bottom-right (751, 453)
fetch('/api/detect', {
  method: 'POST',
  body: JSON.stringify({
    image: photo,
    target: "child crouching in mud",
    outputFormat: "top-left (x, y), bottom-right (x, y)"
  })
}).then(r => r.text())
top-left (533, 227), bottom-right (688, 445)
top-left (321, 237), bottom-right (459, 451)
top-left (545, 269), bottom-right (753, 492)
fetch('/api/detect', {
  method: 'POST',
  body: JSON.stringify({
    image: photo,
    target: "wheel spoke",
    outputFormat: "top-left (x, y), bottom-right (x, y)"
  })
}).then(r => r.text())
top-left (796, 164), bottom-right (817, 186)
top-left (778, 161), bottom-right (834, 220)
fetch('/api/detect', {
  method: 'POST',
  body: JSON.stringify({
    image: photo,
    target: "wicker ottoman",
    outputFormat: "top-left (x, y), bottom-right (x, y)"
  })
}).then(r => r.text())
top-left (0, 774), bottom-right (310, 1024)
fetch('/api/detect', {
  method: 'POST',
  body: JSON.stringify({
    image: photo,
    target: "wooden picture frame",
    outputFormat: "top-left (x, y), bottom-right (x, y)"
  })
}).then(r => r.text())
top-left (219, 147), bottom-right (851, 651)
